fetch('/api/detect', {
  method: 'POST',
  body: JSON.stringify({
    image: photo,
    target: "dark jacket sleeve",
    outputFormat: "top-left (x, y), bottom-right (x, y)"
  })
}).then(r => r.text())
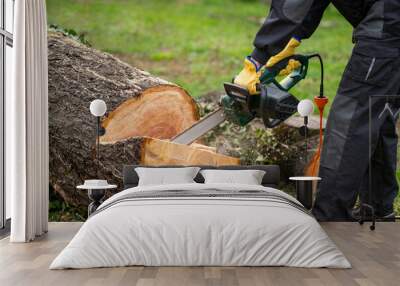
top-left (251, 0), bottom-right (330, 64)
top-left (295, 0), bottom-right (331, 39)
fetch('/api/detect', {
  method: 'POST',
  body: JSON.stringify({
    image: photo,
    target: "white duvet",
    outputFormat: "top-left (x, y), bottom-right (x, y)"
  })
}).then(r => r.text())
top-left (50, 183), bottom-right (351, 269)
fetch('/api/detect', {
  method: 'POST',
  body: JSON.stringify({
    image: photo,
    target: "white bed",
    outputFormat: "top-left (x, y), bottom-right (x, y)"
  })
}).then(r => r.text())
top-left (50, 183), bottom-right (350, 269)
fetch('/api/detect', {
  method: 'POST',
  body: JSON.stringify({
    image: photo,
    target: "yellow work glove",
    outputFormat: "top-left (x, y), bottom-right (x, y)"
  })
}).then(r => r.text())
top-left (266, 38), bottom-right (301, 76)
top-left (233, 57), bottom-right (262, 95)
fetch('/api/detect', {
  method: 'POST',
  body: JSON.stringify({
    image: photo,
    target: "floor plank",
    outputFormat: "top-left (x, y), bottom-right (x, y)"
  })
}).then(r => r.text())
top-left (0, 222), bottom-right (399, 286)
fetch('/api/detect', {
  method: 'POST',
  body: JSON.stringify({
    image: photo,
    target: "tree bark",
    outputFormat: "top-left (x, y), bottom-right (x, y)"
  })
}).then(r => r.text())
top-left (48, 32), bottom-right (238, 206)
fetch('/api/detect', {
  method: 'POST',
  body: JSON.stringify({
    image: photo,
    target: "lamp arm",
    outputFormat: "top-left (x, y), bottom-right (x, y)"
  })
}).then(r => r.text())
top-left (304, 116), bottom-right (308, 166)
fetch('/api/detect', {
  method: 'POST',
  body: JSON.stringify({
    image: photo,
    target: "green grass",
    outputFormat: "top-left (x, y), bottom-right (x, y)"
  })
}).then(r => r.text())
top-left (47, 0), bottom-right (353, 111)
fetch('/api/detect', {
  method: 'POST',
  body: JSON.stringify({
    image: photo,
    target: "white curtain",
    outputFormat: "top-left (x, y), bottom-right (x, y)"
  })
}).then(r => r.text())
top-left (9, 0), bottom-right (49, 242)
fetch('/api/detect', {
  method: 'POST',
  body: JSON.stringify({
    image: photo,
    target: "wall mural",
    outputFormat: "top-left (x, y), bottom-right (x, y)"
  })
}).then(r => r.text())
top-left (48, 30), bottom-right (316, 220)
top-left (46, 1), bottom-right (400, 222)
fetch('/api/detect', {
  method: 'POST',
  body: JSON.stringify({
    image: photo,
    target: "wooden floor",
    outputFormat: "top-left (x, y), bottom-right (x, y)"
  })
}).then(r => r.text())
top-left (0, 222), bottom-right (399, 286)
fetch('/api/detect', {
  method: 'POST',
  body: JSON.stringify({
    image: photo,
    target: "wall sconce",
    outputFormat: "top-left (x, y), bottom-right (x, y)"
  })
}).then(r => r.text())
top-left (90, 99), bottom-right (107, 174)
top-left (297, 99), bottom-right (314, 135)
top-left (297, 99), bottom-right (314, 159)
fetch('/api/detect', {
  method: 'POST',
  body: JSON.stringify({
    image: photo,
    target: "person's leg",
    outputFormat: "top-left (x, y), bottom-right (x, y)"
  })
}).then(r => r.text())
top-left (312, 42), bottom-right (400, 221)
top-left (374, 110), bottom-right (399, 216)
top-left (356, 107), bottom-right (399, 218)
top-left (313, 78), bottom-right (380, 220)
top-left (356, 128), bottom-right (386, 218)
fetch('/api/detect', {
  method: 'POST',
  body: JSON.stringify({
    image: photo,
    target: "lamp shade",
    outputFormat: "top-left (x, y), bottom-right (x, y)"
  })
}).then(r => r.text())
top-left (297, 99), bottom-right (314, 117)
top-left (90, 99), bottom-right (107, 117)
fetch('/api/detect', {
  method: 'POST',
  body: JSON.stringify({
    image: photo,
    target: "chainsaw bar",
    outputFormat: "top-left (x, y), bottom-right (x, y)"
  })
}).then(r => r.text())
top-left (171, 108), bottom-right (226, 145)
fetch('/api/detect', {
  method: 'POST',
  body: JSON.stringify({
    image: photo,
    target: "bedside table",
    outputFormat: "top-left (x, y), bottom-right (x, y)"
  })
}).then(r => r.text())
top-left (289, 176), bottom-right (321, 210)
top-left (77, 180), bottom-right (117, 216)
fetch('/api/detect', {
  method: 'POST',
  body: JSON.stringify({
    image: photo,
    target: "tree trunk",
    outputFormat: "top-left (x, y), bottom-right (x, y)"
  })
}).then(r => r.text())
top-left (48, 32), bottom-right (238, 206)
top-left (284, 115), bottom-right (326, 131)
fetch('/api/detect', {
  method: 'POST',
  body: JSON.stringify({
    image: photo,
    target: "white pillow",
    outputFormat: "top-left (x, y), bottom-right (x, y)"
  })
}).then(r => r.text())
top-left (135, 167), bottom-right (200, 186)
top-left (200, 169), bottom-right (266, 185)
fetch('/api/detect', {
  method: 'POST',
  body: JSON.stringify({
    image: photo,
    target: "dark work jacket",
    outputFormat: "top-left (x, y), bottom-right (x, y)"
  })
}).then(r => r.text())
top-left (251, 0), bottom-right (400, 64)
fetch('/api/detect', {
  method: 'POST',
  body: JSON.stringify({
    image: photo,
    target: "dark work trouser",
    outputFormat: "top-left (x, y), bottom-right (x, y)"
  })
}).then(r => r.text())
top-left (312, 41), bottom-right (400, 221)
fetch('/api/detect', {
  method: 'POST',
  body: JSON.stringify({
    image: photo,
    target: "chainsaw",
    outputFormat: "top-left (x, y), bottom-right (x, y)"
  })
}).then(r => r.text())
top-left (172, 54), bottom-right (322, 145)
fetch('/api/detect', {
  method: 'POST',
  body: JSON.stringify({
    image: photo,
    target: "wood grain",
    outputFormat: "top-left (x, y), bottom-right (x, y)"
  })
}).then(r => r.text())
top-left (100, 85), bottom-right (199, 144)
top-left (0, 222), bottom-right (399, 286)
top-left (140, 137), bottom-right (240, 166)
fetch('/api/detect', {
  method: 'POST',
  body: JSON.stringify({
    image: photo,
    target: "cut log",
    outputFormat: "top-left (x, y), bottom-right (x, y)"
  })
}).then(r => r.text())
top-left (101, 85), bottom-right (199, 143)
top-left (190, 143), bottom-right (217, 153)
top-left (48, 32), bottom-right (239, 207)
top-left (284, 115), bottom-right (326, 130)
top-left (101, 137), bottom-right (240, 166)
top-left (138, 138), bottom-right (239, 166)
